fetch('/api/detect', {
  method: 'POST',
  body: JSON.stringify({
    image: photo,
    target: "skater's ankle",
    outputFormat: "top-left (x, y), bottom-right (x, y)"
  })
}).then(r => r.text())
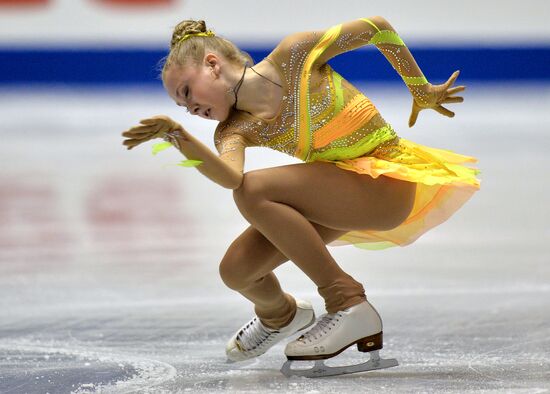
top-left (326, 296), bottom-right (367, 314)
top-left (259, 294), bottom-right (297, 330)
top-left (260, 308), bottom-right (296, 330)
top-left (258, 318), bottom-right (277, 330)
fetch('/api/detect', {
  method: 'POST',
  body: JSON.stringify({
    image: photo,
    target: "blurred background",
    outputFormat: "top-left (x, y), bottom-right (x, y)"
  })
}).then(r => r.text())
top-left (1, 1), bottom-right (549, 393)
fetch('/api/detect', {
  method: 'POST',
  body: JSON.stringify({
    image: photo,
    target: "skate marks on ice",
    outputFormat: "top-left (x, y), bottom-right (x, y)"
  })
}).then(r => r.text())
top-left (0, 337), bottom-right (177, 394)
top-left (382, 290), bottom-right (550, 393)
top-left (466, 337), bottom-right (550, 385)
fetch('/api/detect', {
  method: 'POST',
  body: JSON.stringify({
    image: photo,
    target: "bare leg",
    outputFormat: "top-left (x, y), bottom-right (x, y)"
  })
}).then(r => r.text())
top-left (219, 222), bottom-right (346, 328)
top-left (231, 161), bottom-right (416, 315)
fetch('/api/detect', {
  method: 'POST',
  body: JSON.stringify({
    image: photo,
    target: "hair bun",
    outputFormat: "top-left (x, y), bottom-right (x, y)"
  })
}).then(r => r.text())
top-left (170, 20), bottom-right (208, 49)
top-left (161, 18), bottom-right (254, 78)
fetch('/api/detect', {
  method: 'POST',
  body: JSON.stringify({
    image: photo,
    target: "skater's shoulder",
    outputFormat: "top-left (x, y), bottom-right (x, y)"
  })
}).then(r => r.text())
top-left (214, 110), bottom-right (260, 147)
top-left (269, 30), bottom-right (324, 64)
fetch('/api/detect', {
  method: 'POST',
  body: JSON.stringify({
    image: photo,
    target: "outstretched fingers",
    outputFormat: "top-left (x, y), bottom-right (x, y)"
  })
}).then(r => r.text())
top-left (409, 71), bottom-right (464, 125)
top-left (122, 115), bottom-right (184, 151)
top-left (445, 70), bottom-right (461, 88)
top-left (123, 138), bottom-right (144, 150)
top-left (122, 124), bottom-right (158, 149)
top-left (441, 96), bottom-right (464, 104)
top-left (139, 118), bottom-right (159, 125)
top-left (408, 102), bottom-right (420, 127)
top-left (434, 105), bottom-right (454, 118)
top-left (447, 85), bottom-right (465, 95)
top-left (122, 125), bottom-right (153, 137)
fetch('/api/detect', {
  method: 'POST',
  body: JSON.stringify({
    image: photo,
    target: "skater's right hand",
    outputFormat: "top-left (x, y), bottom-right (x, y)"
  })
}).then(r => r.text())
top-left (122, 115), bottom-right (185, 150)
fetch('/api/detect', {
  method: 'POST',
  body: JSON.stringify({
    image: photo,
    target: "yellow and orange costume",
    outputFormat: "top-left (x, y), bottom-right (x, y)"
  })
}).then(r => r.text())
top-left (214, 18), bottom-right (480, 250)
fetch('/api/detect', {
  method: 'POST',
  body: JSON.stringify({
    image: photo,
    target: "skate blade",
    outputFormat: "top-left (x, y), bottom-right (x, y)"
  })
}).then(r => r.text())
top-left (280, 350), bottom-right (398, 378)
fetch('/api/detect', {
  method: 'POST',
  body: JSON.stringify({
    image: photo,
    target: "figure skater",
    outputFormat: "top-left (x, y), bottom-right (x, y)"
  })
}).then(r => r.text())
top-left (122, 16), bottom-right (480, 377)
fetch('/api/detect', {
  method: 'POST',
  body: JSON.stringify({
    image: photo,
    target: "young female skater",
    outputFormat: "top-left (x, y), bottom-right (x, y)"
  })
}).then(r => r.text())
top-left (122, 17), bottom-right (480, 377)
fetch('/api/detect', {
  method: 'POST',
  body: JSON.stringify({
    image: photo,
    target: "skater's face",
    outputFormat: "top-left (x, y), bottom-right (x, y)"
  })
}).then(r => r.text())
top-left (163, 53), bottom-right (233, 122)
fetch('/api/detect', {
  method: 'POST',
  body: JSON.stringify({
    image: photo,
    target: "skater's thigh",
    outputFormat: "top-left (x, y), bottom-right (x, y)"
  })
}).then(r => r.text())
top-left (220, 222), bottom-right (347, 279)
top-left (233, 161), bottom-right (416, 232)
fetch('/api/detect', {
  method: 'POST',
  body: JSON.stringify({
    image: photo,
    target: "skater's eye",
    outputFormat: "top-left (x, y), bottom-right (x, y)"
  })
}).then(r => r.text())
top-left (176, 84), bottom-right (189, 102)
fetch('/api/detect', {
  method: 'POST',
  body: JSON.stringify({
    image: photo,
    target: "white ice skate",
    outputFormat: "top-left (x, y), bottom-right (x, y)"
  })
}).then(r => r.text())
top-left (226, 299), bottom-right (315, 362)
top-left (281, 300), bottom-right (398, 378)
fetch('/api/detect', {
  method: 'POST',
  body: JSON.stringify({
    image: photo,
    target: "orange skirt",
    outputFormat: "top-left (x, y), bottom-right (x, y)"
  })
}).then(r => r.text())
top-left (317, 137), bottom-right (481, 250)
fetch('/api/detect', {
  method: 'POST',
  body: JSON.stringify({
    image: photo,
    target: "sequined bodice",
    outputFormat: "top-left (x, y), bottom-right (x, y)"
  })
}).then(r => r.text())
top-left (215, 31), bottom-right (398, 162)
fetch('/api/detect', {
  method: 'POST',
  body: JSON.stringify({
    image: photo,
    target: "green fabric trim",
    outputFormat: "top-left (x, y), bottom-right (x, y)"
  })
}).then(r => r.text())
top-left (308, 124), bottom-right (397, 162)
top-left (152, 141), bottom-right (173, 155)
top-left (332, 71), bottom-right (345, 113)
top-left (301, 24), bottom-right (343, 162)
top-left (403, 75), bottom-right (428, 85)
top-left (359, 18), bottom-right (381, 32)
top-left (360, 24), bottom-right (429, 87)
top-left (177, 159), bottom-right (203, 167)
top-left (152, 141), bottom-right (202, 168)
top-left (368, 30), bottom-right (405, 46)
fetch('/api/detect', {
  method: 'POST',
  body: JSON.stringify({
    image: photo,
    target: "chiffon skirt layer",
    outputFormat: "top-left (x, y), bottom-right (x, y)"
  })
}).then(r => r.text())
top-left (317, 137), bottom-right (481, 250)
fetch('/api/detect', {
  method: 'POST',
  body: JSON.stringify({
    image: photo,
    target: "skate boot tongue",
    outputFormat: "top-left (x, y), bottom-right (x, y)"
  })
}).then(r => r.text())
top-left (237, 317), bottom-right (278, 351)
top-left (226, 299), bottom-right (315, 362)
top-left (299, 312), bottom-right (342, 342)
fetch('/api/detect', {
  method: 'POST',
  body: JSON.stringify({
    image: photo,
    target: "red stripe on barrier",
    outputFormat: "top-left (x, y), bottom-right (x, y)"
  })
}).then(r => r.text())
top-left (0, 0), bottom-right (48, 5)
top-left (97, 0), bottom-right (174, 5)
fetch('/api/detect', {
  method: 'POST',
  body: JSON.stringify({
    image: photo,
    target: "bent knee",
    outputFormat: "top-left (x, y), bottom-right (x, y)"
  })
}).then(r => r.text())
top-left (219, 258), bottom-right (245, 291)
top-left (218, 243), bottom-right (255, 291)
top-left (232, 171), bottom-right (268, 208)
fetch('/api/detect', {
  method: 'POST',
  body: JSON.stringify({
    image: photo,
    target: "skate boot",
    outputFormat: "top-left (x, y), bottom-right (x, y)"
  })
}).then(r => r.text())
top-left (226, 298), bottom-right (315, 362)
top-left (281, 300), bottom-right (398, 378)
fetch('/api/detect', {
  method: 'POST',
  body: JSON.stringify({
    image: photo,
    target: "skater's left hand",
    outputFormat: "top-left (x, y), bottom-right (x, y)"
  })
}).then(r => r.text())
top-left (408, 70), bottom-right (465, 127)
top-left (122, 115), bottom-right (184, 150)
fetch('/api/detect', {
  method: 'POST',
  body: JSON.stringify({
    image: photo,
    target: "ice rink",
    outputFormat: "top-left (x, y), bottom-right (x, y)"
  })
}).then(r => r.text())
top-left (1, 83), bottom-right (549, 393)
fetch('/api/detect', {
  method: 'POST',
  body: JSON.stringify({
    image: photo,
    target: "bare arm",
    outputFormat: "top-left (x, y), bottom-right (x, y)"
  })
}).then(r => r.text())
top-left (122, 115), bottom-right (244, 190)
top-left (314, 17), bottom-right (428, 96)
top-left (309, 16), bottom-right (465, 126)
top-left (164, 127), bottom-right (245, 190)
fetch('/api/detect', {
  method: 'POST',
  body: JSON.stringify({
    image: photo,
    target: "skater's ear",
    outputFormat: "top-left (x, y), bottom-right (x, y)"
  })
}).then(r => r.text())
top-left (204, 53), bottom-right (222, 78)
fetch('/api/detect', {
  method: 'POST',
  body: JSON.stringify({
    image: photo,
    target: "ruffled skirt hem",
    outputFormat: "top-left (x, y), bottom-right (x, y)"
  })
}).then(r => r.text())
top-left (317, 137), bottom-right (481, 250)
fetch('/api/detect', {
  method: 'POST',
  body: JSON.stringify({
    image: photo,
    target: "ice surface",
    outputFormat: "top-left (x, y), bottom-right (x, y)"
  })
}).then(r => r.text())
top-left (0, 83), bottom-right (549, 393)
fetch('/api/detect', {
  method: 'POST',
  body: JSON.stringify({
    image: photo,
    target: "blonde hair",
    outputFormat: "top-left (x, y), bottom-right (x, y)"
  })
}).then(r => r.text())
top-left (160, 20), bottom-right (254, 79)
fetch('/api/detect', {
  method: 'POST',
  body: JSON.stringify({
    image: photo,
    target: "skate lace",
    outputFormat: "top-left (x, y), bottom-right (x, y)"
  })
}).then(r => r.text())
top-left (237, 317), bottom-right (279, 351)
top-left (299, 312), bottom-right (342, 343)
